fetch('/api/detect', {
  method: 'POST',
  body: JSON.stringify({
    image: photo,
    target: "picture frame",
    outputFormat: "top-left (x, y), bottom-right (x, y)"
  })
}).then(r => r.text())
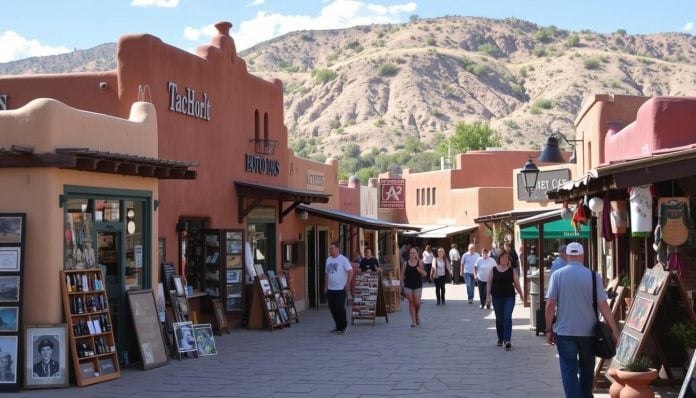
top-left (227, 269), bottom-right (241, 284)
top-left (0, 248), bottom-right (20, 272)
top-left (615, 332), bottom-right (639, 365)
top-left (172, 322), bottom-right (197, 353)
top-left (226, 231), bottom-right (242, 241)
top-left (637, 269), bottom-right (655, 293)
top-left (259, 279), bottom-right (272, 295)
top-left (0, 217), bottom-right (22, 244)
top-left (173, 276), bottom-right (185, 297)
top-left (193, 324), bottom-right (217, 356)
top-left (23, 325), bottom-right (68, 388)
top-left (175, 296), bottom-right (190, 316)
top-left (625, 296), bottom-right (654, 333)
top-left (278, 275), bottom-right (288, 289)
top-left (226, 240), bottom-right (242, 255)
top-left (127, 290), bottom-right (169, 370)
top-left (0, 335), bottom-right (17, 387)
top-left (0, 276), bottom-right (19, 302)
top-left (253, 263), bottom-right (265, 277)
top-left (212, 299), bottom-right (229, 335)
top-left (0, 307), bottom-right (18, 332)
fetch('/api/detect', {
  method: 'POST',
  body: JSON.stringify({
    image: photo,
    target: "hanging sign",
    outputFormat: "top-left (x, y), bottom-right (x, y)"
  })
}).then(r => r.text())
top-left (379, 179), bottom-right (405, 209)
top-left (516, 168), bottom-right (570, 202)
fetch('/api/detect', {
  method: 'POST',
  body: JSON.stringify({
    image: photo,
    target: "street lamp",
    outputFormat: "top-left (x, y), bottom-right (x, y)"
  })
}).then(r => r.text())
top-left (520, 157), bottom-right (540, 196)
top-left (538, 133), bottom-right (583, 164)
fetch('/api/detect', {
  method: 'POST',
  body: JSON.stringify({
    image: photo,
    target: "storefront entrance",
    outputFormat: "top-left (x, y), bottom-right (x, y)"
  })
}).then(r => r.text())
top-left (306, 226), bottom-right (328, 308)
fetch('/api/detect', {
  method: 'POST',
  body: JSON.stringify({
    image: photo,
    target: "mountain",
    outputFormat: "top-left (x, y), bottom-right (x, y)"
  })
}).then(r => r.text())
top-left (0, 43), bottom-right (116, 74)
top-left (2, 17), bottom-right (696, 158)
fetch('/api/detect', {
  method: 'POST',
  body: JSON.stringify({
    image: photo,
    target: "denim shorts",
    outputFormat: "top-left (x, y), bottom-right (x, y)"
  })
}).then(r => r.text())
top-left (403, 287), bottom-right (422, 297)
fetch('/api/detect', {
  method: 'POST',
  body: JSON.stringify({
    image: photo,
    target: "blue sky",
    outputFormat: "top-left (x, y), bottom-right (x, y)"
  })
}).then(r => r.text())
top-left (0, 0), bottom-right (694, 63)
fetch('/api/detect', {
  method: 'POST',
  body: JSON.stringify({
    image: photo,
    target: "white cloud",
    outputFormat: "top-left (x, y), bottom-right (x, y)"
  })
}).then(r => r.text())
top-left (131, 0), bottom-right (180, 8)
top-left (246, 0), bottom-right (265, 7)
top-left (183, 24), bottom-right (218, 41)
top-left (0, 31), bottom-right (70, 63)
top-left (684, 22), bottom-right (694, 32)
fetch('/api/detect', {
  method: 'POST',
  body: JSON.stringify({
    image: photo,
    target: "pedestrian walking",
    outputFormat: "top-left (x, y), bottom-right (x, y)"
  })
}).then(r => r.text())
top-left (359, 248), bottom-right (381, 272)
top-left (422, 245), bottom-right (434, 283)
top-left (461, 244), bottom-right (480, 304)
top-left (545, 242), bottom-right (619, 398)
top-left (503, 241), bottom-right (520, 275)
top-left (430, 247), bottom-right (451, 305)
top-left (475, 248), bottom-right (496, 309)
top-left (486, 250), bottom-right (524, 350)
top-left (402, 247), bottom-right (426, 327)
top-left (448, 244), bottom-right (461, 284)
top-left (550, 244), bottom-right (568, 274)
top-left (324, 242), bottom-right (353, 334)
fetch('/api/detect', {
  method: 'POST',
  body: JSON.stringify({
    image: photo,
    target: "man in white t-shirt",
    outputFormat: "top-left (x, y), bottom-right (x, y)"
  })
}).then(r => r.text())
top-left (324, 242), bottom-right (353, 334)
top-left (461, 244), bottom-right (481, 304)
top-left (449, 244), bottom-right (461, 285)
top-left (474, 248), bottom-right (496, 309)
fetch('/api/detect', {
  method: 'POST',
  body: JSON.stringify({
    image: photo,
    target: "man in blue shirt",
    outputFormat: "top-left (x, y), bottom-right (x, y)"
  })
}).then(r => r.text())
top-left (550, 244), bottom-right (568, 274)
top-left (545, 242), bottom-right (618, 398)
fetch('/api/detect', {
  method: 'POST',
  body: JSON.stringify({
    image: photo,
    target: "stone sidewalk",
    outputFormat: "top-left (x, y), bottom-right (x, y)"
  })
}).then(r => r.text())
top-left (10, 283), bottom-right (677, 397)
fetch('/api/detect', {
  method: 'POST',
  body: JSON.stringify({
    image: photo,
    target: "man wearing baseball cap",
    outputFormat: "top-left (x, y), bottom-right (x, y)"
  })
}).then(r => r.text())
top-left (33, 338), bottom-right (59, 377)
top-left (545, 242), bottom-right (618, 398)
top-left (550, 244), bottom-right (568, 274)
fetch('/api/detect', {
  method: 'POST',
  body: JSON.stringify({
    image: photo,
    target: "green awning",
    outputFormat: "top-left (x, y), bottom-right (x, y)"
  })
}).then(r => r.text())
top-left (520, 218), bottom-right (590, 239)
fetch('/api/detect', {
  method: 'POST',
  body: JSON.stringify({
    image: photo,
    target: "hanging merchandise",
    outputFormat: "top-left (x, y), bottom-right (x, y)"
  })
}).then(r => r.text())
top-left (657, 196), bottom-right (693, 247)
top-left (667, 246), bottom-right (685, 277)
top-left (560, 201), bottom-right (573, 220)
top-left (571, 199), bottom-right (588, 233)
top-left (628, 185), bottom-right (655, 237)
top-left (601, 199), bottom-right (615, 241)
top-left (609, 200), bottom-right (628, 235)
top-left (588, 197), bottom-right (604, 215)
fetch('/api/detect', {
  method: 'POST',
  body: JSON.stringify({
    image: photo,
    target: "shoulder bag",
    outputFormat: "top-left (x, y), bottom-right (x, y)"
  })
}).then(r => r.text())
top-left (592, 271), bottom-right (616, 359)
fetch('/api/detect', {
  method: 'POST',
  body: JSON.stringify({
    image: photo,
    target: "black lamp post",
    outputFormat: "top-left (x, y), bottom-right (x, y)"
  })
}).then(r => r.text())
top-left (521, 157), bottom-right (540, 196)
top-left (538, 133), bottom-right (583, 164)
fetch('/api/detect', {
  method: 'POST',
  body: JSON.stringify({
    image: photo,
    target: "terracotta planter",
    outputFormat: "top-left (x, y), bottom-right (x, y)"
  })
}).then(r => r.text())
top-left (616, 368), bottom-right (658, 398)
top-left (608, 368), bottom-right (625, 398)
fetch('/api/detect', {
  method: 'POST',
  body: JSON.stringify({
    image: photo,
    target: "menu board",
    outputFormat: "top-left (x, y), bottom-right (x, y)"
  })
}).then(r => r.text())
top-left (127, 290), bottom-right (169, 370)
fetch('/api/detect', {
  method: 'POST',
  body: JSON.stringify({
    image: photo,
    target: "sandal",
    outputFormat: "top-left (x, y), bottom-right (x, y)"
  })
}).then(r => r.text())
top-left (411, 323), bottom-right (416, 327)
top-left (416, 316), bottom-right (420, 325)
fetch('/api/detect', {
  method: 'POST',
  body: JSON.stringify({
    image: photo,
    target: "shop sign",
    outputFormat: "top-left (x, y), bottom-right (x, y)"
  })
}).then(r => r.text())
top-left (306, 170), bottom-right (325, 191)
top-left (245, 154), bottom-right (280, 176)
top-left (0, 95), bottom-right (7, 110)
top-left (379, 178), bottom-right (405, 209)
top-left (516, 168), bottom-right (571, 202)
top-left (167, 81), bottom-right (211, 121)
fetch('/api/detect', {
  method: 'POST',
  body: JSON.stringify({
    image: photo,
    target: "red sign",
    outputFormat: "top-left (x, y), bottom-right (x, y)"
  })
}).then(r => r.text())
top-left (379, 179), bottom-right (405, 208)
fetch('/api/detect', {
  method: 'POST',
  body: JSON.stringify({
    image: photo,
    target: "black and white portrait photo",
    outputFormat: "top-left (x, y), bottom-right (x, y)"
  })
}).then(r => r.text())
top-left (24, 326), bottom-right (67, 388)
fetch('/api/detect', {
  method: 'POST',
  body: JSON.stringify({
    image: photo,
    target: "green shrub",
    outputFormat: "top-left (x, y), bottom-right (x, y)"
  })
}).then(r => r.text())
top-left (300, 33), bottom-right (315, 42)
top-left (532, 47), bottom-right (547, 57)
top-left (314, 68), bottom-right (337, 83)
top-left (344, 40), bottom-right (361, 50)
top-left (378, 63), bottom-right (399, 77)
top-left (565, 35), bottom-right (580, 47)
top-left (583, 58), bottom-right (600, 70)
top-left (329, 119), bottom-right (342, 129)
top-left (533, 98), bottom-right (553, 109)
top-left (616, 29), bottom-right (627, 36)
top-left (479, 43), bottom-right (503, 58)
top-left (426, 37), bottom-right (437, 46)
top-left (534, 29), bottom-right (552, 43)
top-left (624, 356), bottom-right (651, 372)
top-left (374, 119), bottom-right (386, 128)
top-left (670, 322), bottom-right (696, 348)
top-left (466, 63), bottom-right (488, 76)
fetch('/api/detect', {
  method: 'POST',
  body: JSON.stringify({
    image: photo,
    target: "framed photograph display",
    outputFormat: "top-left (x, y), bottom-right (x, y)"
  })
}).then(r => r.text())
top-left (173, 322), bottom-right (197, 353)
top-left (0, 217), bottom-right (22, 244)
top-left (615, 332), bottom-right (640, 365)
top-left (0, 248), bottom-right (20, 272)
top-left (0, 307), bottom-right (18, 332)
top-left (227, 269), bottom-right (241, 284)
top-left (193, 324), bottom-right (217, 356)
top-left (173, 276), bottom-right (185, 297)
top-left (175, 296), bottom-right (190, 316)
top-left (127, 290), bottom-right (168, 370)
top-left (0, 336), bottom-right (18, 385)
top-left (625, 296), bottom-right (654, 333)
top-left (212, 299), bottom-right (230, 335)
top-left (23, 325), bottom-right (68, 389)
top-left (0, 276), bottom-right (19, 302)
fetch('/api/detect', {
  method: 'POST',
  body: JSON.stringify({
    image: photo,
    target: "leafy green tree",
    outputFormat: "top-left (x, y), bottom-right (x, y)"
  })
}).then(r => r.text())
top-left (403, 136), bottom-right (423, 154)
top-left (444, 122), bottom-right (502, 153)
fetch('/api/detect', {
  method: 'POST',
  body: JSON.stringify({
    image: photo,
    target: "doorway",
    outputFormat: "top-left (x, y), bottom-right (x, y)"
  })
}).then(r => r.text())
top-left (306, 226), bottom-right (329, 308)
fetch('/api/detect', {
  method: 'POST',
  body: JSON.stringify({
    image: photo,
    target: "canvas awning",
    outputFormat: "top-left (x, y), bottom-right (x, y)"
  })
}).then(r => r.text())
top-left (415, 224), bottom-right (478, 239)
top-left (235, 181), bottom-right (330, 223)
top-left (520, 218), bottom-right (589, 239)
top-left (296, 204), bottom-right (420, 231)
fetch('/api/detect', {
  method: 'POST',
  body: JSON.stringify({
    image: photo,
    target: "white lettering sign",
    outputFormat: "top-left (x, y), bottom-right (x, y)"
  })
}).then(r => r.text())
top-left (306, 170), bottom-right (325, 191)
top-left (167, 81), bottom-right (211, 121)
top-left (0, 95), bottom-right (7, 110)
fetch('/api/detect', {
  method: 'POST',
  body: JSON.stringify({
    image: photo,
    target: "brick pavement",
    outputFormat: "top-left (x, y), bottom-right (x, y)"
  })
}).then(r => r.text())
top-left (9, 283), bottom-right (676, 397)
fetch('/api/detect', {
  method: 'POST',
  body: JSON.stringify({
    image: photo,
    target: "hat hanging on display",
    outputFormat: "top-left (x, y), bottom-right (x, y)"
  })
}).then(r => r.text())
top-left (588, 197), bottom-right (604, 214)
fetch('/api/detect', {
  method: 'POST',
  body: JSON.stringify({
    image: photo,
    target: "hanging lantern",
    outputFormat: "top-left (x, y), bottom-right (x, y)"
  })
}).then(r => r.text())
top-left (588, 197), bottom-right (604, 214)
top-left (561, 201), bottom-right (573, 220)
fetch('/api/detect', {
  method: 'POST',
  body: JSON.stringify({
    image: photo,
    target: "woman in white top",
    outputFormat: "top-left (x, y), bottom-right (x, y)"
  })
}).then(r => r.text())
top-left (422, 245), bottom-right (434, 284)
top-left (430, 247), bottom-right (451, 305)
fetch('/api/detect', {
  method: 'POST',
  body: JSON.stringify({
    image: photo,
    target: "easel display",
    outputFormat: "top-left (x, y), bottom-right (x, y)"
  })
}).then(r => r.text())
top-left (60, 269), bottom-right (120, 386)
top-left (247, 275), bottom-right (291, 331)
top-left (351, 272), bottom-right (388, 325)
top-left (278, 273), bottom-right (299, 323)
top-left (160, 262), bottom-right (191, 358)
top-left (607, 265), bottom-right (696, 385)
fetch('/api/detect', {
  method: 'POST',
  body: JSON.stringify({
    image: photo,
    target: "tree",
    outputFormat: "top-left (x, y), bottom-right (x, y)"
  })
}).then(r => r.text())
top-left (403, 136), bottom-right (422, 154)
top-left (444, 122), bottom-right (502, 153)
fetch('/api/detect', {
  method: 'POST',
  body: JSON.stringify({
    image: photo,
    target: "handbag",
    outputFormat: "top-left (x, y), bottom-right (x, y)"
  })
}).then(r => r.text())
top-left (592, 271), bottom-right (616, 359)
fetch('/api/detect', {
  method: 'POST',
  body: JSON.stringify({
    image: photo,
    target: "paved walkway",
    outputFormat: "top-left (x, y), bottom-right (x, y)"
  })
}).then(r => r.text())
top-left (12, 284), bottom-right (677, 397)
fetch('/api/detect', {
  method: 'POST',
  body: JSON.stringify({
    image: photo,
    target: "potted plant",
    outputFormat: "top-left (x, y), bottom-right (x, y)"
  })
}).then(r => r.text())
top-left (616, 355), bottom-right (658, 398)
top-left (671, 322), bottom-right (696, 350)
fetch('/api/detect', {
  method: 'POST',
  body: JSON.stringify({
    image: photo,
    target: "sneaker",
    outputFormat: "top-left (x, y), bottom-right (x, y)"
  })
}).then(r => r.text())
top-left (330, 329), bottom-right (341, 333)
top-left (468, 300), bottom-right (473, 304)
top-left (496, 340), bottom-right (503, 347)
top-left (505, 342), bottom-right (512, 351)
top-left (339, 328), bottom-right (347, 334)
top-left (479, 304), bottom-right (484, 309)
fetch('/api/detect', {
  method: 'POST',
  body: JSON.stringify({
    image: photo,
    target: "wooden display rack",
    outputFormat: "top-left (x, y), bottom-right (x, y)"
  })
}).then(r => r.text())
top-left (247, 276), bottom-right (291, 331)
top-left (60, 269), bottom-right (120, 387)
top-left (278, 273), bottom-right (299, 324)
top-left (605, 266), bottom-right (696, 386)
top-left (351, 272), bottom-right (388, 325)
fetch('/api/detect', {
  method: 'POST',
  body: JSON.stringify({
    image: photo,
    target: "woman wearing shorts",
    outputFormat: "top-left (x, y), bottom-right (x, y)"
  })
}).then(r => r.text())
top-left (402, 247), bottom-right (426, 327)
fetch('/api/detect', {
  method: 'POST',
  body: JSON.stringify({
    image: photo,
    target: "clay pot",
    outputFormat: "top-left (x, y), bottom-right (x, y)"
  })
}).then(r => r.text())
top-left (616, 368), bottom-right (658, 398)
top-left (608, 368), bottom-right (625, 398)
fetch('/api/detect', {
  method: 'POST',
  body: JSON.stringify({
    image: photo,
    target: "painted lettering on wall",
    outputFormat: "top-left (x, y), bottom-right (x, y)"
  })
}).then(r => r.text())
top-left (245, 154), bottom-right (281, 176)
top-left (306, 170), bottom-right (325, 191)
top-left (0, 95), bottom-right (7, 110)
top-left (167, 81), bottom-right (211, 121)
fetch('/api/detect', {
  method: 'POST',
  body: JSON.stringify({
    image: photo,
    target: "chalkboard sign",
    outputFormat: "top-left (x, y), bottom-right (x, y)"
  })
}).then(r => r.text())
top-left (127, 290), bottom-right (169, 370)
top-left (161, 262), bottom-right (176, 299)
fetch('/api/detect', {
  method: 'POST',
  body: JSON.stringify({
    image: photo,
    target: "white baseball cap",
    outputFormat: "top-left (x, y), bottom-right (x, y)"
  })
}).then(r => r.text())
top-left (566, 242), bottom-right (584, 255)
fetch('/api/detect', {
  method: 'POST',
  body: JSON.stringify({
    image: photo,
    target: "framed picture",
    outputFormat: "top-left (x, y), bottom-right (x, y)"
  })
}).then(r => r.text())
top-left (173, 276), bottom-right (185, 297)
top-left (0, 248), bottom-right (20, 272)
top-left (260, 279), bottom-right (272, 295)
top-left (172, 322), bottom-right (197, 353)
top-left (226, 240), bottom-right (242, 255)
top-left (227, 269), bottom-right (241, 284)
top-left (253, 263), bottom-right (265, 277)
top-left (615, 332), bottom-right (639, 365)
top-left (212, 299), bottom-right (229, 335)
top-left (0, 276), bottom-right (19, 302)
top-left (0, 308), bottom-right (18, 332)
top-left (0, 335), bottom-right (18, 387)
top-left (127, 290), bottom-right (168, 370)
top-left (175, 296), bottom-right (190, 316)
top-left (279, 275), bottom-right (288, 289)
top-left (158, 238), bottom-right (166, 266)
top-left (0, 217), bottom-right (22, 244)
top-left (23, 325), bottom-right (67, 388)
top-left (193, 324), bottom-right (217, 356)
top-left (226, 231), bottom-right (242, 241)
top-left (626, 296), bottom-right (654, 333)
top-left (226, 255), bottom-right (242, 268)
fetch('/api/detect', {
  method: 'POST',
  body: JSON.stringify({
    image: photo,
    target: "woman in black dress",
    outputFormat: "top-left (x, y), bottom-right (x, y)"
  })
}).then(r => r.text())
top-left (402, 247), bottom-right (426, 327)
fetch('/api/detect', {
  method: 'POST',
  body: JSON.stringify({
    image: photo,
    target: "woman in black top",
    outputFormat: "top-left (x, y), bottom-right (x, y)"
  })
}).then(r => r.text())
top-left (402, 247), bottom-right (426, 327)
top-left (486, 250), bottom-right (524, 350)
top-left (359, 248), bottom-right (381, 272)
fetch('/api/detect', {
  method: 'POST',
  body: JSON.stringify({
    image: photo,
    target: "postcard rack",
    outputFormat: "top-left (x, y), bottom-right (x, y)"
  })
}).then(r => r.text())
top-left (60, 269), bottom-right (120, 386)
top-left (351, 272), bottom-right (388, 325)
top-left (247, 275), bottom-right (291, 331)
